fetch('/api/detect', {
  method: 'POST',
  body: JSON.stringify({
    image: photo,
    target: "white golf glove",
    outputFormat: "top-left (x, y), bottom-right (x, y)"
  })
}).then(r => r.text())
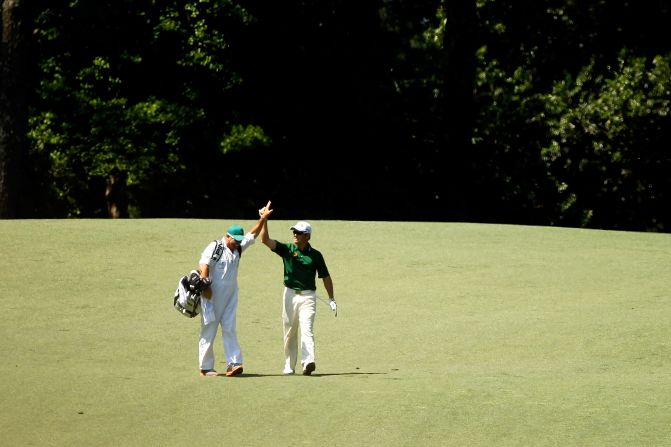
top-left (328, 298), bottom-right (337, 316)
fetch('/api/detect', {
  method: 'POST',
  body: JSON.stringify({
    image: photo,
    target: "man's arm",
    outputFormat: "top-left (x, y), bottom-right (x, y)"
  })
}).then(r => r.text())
top-left (248, 200), bottom-right (274, 238)
top-left (322, 275), bottom-right (334, 300)
top-left (199, 264), bottom-right (212, 299)
top-left (260, 210), bottom-right (277, 251)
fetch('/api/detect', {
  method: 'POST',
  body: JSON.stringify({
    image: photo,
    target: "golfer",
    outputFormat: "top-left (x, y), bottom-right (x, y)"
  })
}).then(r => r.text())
top-left (197, 202), bottom-right (273, 377)
top-left (259, 203), bottom-right (335, 375)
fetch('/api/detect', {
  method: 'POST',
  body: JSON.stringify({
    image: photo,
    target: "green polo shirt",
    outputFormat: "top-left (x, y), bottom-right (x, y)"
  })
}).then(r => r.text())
top-left (272, 242), bottom-right (329, 290)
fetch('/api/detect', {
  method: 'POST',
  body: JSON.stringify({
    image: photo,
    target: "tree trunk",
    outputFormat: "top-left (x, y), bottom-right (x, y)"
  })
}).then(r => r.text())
top-left (0, 0), bottom-right (26, 218)
top-left (438, 0), bottom-right (477, 220)
top-left (105, 170), bottom-right (129, 218)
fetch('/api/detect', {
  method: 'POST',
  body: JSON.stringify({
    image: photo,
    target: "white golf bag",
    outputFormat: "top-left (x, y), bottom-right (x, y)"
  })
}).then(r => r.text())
top-left (173, 240), bottom-right (223, 318)
top-left (173, 270), bottom-right (204, 318)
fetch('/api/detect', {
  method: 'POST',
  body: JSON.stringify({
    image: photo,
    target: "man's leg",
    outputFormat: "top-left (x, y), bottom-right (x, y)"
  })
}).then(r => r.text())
top-left (282, 288), bottom-right (299, 373)
top-left (221, 291), bottom-right (242, 366)
top-left (198, 318), bottom-right (219, 371)
top-left (299, 294), bottom-right (317, 371)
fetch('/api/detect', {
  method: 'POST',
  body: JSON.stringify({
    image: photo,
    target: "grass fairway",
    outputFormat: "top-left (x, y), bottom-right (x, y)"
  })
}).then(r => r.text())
top-left (1, 219), bottom-right (670, 446)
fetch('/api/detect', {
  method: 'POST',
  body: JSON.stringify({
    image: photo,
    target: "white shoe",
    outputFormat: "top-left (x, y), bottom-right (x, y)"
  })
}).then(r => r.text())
top-left (283, 367), bottom-right (295, 375)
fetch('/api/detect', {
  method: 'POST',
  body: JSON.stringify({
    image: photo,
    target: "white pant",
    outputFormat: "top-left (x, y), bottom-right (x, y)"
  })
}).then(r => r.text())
top-left (282, 288), bottom-right (317, 371)
top-left (198, 284), bottom-right (242, 370)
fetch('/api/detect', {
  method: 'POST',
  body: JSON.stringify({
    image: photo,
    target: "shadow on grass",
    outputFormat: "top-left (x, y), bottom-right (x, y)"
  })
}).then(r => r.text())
top-left (232, 372), bottom-right (389, 378)
top-left (311, 372), bottom-right (389, 377)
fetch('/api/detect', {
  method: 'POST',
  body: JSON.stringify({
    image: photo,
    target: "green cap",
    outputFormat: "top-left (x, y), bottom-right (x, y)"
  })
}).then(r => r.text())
top-left (226, 224), bottom-right (245, 242)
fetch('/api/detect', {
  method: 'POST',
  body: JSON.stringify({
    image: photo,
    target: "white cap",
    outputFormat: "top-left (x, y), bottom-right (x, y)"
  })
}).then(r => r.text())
top-left (290, 221), bottom-right (312, 234)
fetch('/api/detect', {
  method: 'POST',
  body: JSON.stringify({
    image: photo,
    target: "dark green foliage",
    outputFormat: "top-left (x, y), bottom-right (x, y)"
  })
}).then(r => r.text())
top-left (541, 52), bottom-right (671, 231)
top-left (471, 0), bottom-right (671, 230)
top-left (13, 0), bottom-right (671, 230)
top-left (27, 0), bottom-right (268, 216)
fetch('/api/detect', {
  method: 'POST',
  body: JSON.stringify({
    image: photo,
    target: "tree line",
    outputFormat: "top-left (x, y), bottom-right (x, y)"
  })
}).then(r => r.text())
top-left (1, 0), bottom-right (670, 231)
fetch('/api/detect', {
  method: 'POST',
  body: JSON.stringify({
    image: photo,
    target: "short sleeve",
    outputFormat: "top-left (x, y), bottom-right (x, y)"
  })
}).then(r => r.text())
top-left (199, 241), bottom-right (217, 266)
top-left (316, 252), bottom-right (330, 278)
top-left (273, 241), bottom-right (290, 257)
top-left (240, 232), bottom-right (256, 253)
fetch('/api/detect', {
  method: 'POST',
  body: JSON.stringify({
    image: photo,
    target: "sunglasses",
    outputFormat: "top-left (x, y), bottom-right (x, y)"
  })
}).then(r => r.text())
top-left (292, 230), bottom-right (306, 236)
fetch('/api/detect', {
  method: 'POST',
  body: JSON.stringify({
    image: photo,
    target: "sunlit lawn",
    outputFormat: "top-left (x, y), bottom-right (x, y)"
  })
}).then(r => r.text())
top-left (1, 219), bottom-right (669, 446)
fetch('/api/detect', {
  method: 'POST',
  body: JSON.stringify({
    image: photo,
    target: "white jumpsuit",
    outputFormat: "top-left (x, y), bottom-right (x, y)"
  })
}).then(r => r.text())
top-left (197, 234), bottom-right (255, 371)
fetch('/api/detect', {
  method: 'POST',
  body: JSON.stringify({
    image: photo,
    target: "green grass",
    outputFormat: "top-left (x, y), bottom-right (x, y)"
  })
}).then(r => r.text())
top-left (1, 219), bottom-right (670, 446)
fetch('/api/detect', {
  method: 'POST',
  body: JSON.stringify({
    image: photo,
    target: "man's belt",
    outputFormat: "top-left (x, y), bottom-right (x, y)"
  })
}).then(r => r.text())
top-left (291, 288), bottom-right (315, 295)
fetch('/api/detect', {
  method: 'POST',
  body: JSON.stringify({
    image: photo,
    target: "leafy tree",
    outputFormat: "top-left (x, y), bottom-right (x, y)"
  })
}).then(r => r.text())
top-left (17, 0), bottom-right (671, 229)
top-left (542, 52), bottom-right (671, 230)
top-left (27, 0), bottom-right (268, 217)
top-left (471, 0), bottom-right (671, 230)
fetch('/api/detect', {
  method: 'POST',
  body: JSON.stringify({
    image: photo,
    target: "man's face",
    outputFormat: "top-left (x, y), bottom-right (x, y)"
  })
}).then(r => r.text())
top-left (292, 230), bottom-right (310, 245)
top-left (226, 234), bottom-right (241, 251)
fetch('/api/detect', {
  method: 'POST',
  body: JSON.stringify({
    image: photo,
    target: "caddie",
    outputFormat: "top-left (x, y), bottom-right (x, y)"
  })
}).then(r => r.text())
top-left (197, 201), bottom-right (273, 377)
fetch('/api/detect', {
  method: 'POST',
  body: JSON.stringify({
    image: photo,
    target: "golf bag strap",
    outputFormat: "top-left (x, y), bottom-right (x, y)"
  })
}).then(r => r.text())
top-left (210, 239), bottom-right (241, 262)
top-left (211, 240), bottom-right (224, 262)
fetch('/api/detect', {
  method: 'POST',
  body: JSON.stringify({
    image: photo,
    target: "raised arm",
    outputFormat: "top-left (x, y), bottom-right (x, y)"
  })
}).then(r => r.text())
top-left (259, 205), bottom-right (277, 251)
top-left (248, 200), bottom-right (274, 238)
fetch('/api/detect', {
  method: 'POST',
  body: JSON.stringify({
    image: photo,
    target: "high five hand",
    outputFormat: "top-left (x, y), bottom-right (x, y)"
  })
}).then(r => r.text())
top-left (259, 200), bottom-right (273, 219)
